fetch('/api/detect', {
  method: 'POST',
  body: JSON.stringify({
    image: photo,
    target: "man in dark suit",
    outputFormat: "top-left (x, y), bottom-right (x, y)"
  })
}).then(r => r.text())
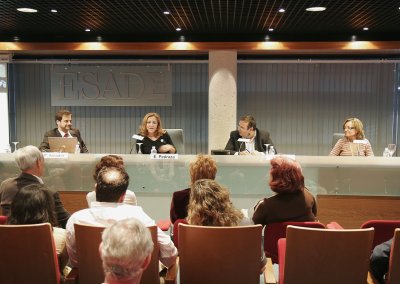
top-left (225, 115), bottom-right (276, 155)
top-left (39, 109), bottom-right (88, 153)
top-left (0, 145), bottom-right (70, 228)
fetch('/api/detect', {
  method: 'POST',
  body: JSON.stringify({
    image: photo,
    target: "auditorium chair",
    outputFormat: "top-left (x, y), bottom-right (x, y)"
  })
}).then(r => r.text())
top-left (278, 225), bottom-right (374, 284)
top-left (165, 129), bottom-right (185, 154)
top-left (361, 219), bottom-right (400, 249)
top-left (332, 132), bottom-right (345, 147)
top-left (0, 223), bottom-right (61, 284)
top-left (172, 218), bottom-right (187, 249)
top-left (263, 221), bottom-right (326, 264)
top-left (386, 228), bottom-right (400, 284)
top-left (167, 223), bottom-right (265, 284)
top-left (0, 215), bottom-right (7, 224)
top-left (70, 223), bottom-right (160, 284)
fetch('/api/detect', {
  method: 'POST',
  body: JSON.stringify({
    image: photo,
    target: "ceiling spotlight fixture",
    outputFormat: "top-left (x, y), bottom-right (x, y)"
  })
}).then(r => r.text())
top-left (363, 27), bottom-right (369, 31)
top-left (85, 28), bottom-right (91, 32)
top-left (306, 7), bottom-right (326, 12)
top-left (17, 7), bottom-right (38, 13)
top-left (50, 9), bottom-right (57, 13)
top-left (176, 27), bottom-right (182, 31)
top-left (269, 28), bottom-right (274, 32)
top-left (163, 11), bottom-right (170, 15)
top-left (278, 8), bottom-right (285, 13)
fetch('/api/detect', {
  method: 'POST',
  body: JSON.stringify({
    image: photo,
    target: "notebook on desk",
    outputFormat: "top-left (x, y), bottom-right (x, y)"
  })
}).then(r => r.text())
top-left (48, 137), bottom-right (78, 153)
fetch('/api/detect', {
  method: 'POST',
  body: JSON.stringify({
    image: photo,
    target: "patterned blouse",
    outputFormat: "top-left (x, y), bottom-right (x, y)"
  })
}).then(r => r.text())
top-left (329, 137), bottom-right (374, 156)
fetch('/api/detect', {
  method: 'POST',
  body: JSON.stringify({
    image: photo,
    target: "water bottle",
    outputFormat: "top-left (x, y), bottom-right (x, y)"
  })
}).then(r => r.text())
top-left (150, 146), bottom-right (157, 155)
top-left (268, 146), bottom-right (276, 156)
top-left (383, 147), bottom-right (390, 157)
top-left (75, 143), bottom-right (80, 154)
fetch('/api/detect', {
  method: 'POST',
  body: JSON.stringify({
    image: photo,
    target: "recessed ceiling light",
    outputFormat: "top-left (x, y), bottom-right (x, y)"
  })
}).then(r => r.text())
top-left (363, 27), bottom-right (369, 31)
top-left (13, 36), bottom-right (19, 41)
top-left (176, 27), bottom-right (182, 31)
top-left (163, 11), bottom-right (170, 15)
top-left (306, 7), bottom-right (326, 12)
top-left (85, 28), bottom-right (91, 32)
top-left (96, 36), bottom-right (102, 41)
top-left (264, 35), bottom-right (270, 41)
top-left (51, 9), bottom-right (57, 13)
top-left (269, 28), bottom-right (274, 32)
top-left (17, 8), bottom-right (38, 13)
top-left (278, 8), bottom-right (285, 13)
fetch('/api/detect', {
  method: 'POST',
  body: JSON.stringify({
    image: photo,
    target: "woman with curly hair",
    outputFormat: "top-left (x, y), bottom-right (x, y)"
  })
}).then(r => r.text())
top-left (136, 112), bottom-right (176, 154)
top-left (170, 154), bottom-right (217, 223)
top-left (187, 179), bottom-right (249, 226)
top-left (252, 156), bottom-right (317, 226)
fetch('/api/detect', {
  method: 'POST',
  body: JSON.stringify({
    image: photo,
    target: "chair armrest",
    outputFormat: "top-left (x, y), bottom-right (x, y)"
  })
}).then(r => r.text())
top-left (165, 257), bottom-right (179, 284)
top-left (157, 219), bottom-right (172, 232)
top-left (278, 238), bottom-right (287, 284)
top-left (62, 267), bottom-right (78, 284)
top-left (264, 258), bottom-right (277, 284)
top-left (326, 222), bottom-right (344, 229)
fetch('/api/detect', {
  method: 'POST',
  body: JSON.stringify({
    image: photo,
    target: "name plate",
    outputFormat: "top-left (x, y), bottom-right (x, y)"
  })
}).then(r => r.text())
top-left (43, 152), bottom-right (69, 159)
top-left (150, 154), bottom-right (178, 160)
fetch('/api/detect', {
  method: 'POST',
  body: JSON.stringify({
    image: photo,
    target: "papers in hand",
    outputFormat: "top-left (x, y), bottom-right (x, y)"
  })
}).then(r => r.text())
top-left (132, 134), bottom-right (144, 140)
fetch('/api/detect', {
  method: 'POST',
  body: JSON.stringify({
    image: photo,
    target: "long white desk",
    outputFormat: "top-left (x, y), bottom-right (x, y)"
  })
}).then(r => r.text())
top-left (1, 154), bottom-right (400, 222)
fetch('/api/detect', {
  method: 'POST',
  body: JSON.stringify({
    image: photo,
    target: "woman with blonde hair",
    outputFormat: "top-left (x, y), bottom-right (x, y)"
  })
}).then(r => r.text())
top-left (170, 155), bottom-right (217, 223)
top-left (136, 112), bottom-right (176, 154)
top-left (329, 117), bottom-right (374, 156)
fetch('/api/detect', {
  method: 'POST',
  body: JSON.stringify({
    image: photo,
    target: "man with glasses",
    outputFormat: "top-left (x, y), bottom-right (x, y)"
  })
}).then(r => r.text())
top-left (225, 115), bottom-right (276, 155)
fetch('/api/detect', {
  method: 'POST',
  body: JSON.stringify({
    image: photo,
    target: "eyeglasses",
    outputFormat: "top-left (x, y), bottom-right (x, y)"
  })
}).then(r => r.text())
top-left (343, 127), bottom-right (355, 130)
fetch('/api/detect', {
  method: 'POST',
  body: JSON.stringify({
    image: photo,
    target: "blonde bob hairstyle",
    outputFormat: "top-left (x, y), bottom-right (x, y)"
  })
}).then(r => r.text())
top-left (187, 179), bottom-right (244, 226)
top-left (139, 112), bottom-right (165, 137)
top-left (343, 117), bottom-right (365, 140)
top-left (189, 155), bottom-right (217, 186)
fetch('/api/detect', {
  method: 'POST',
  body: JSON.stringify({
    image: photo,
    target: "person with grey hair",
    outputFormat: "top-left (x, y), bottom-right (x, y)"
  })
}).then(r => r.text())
top-left (66, 166), bottom-right (177, 268)
top-left (100, 218), bottom-right (154, 284)
top-left (0, 145), bottom-right (70, 228)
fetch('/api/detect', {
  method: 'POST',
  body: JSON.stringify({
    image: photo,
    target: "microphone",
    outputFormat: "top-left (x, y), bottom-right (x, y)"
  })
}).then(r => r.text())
top-left (237, 138), bottom-right (250, 154)
top-left (130, 134), bottom-right (144, 154)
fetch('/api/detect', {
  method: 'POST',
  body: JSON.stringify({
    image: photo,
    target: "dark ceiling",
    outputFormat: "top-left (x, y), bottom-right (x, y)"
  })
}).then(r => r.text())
top-left (1, 0), bottom-right (400, 43)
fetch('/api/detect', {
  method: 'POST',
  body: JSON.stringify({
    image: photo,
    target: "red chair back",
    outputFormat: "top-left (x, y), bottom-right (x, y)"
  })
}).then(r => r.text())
top-left (0, 215), bottom-right (7, 224)
top-left (264, 221), bottom-right (326, 264)
top-left (361, 220), bottom-right (400, 249)
top-left (173, 219), bottom-right (187, 250)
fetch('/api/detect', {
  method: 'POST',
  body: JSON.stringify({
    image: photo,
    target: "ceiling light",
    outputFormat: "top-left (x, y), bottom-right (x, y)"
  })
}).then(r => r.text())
top-left (51, 9), bottom-right (57, 13)
top-left (163, 11), bottom-right (170, 15)
top-left (13, 36), bottom-right (19, 41)
top-left (306, 7), bottom-right (326, 12)
top-left (96, 36), bottom-right (102, 42)
top-left (264, 35), bottom-right (270, 41)
top-left (17, 8), bottom-right (38, 13)
top-left (85, 28), bottom-right (91, 32)
top-left (351, 35), bottom-right (357, 42)
top-left (363, 27), bottom-right (369, 31)
top-left (269, 28), bottom-right (274, 32)
top-left (278, 8), bottom-right (285, 13)
top-left (176, 27), bottom-right (182, 31)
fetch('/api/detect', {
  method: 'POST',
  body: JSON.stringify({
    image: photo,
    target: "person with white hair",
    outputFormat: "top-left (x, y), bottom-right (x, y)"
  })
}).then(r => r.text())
top-left (0, 145), bottom-right (70, 228)
top-left (100, 218), bottom-right (154, 284)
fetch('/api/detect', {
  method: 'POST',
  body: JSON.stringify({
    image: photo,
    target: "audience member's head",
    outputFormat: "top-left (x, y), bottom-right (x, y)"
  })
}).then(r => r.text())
top-left (8, 184), bottom-right (57, 226)
top-left (100, 218), bottom-right (153, 284)
top-left (96, 166), bottom-right (129, 202)
top-left (187, 179), bottom-right (243, 226)
top-left (189, 154), bottom-right (217, 186)
top-left (269, 156), bottom-right (305, 194)
top-left (14, 145), bottom-right (44, 174)
top-left (93, 155), bottom-right (125, 181)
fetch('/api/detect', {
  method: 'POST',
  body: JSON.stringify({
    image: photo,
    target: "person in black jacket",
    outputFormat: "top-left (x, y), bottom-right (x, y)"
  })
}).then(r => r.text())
top-left (225, 115), bottom-right (276, 155)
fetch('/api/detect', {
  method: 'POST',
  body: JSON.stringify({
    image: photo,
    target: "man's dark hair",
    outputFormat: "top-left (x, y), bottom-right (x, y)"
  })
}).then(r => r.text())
top-left (55, 109), bottom-right (72, 122)
top-left (240, 115), bottom-right (256, 130)
top-left (96, 166), bottom-right (129, 202)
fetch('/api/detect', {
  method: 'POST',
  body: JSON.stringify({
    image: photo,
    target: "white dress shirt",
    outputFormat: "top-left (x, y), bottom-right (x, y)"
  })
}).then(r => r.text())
top-left (66, 202), bottom-right (177, 268)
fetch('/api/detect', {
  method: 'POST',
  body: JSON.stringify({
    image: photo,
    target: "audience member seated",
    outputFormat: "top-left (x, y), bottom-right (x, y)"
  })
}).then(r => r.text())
top-left (187, 179), bottom-right (266, 274)
top-left (135, 112), bottom-right (176, 154)
top-left (370, 238), bottom-right (392, 284)
top-left (329, 117), bottom-right (374, 156)
top-left (86, 155), bottom-right (137, 207)
top-left (170, 154), bottom-right (217, 223)
top-left (0, 145), bottom-right (70, 228)
top-left (66, 166), bottom-right (177, 269)
top-left (100, 218), bottom-right (154, 284)
top-left (8, 184), bottom-right (68, 272)
top-left (252, 156), bottom-right (317, 226)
